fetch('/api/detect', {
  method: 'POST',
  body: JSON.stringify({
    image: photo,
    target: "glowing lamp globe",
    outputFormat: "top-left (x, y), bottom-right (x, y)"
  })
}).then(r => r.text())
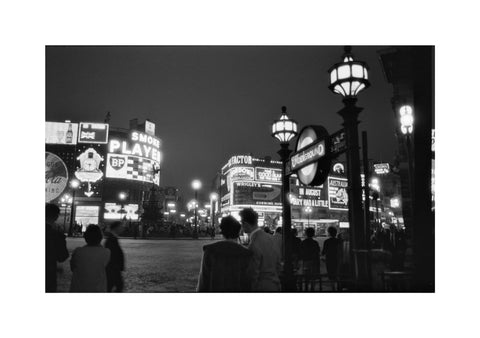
top-left (192, 179), bottom-right (202, 190)
top-left (399, 105), bottom-right (414, 135)
top-left (271, 106), bottom-right (298, 144)
top-left (328, 46), bottom-right (370, 98)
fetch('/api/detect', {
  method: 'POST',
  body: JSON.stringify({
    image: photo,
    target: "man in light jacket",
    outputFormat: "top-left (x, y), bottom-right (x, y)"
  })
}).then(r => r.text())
top-left (240, 208), bottom-right (282, 292)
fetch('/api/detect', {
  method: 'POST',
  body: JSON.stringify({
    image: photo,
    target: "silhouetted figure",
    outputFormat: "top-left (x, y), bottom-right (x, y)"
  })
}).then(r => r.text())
top-left (104, 221), bottom-right (125, 292)
top-left (291, 228), bottom-right (302, 272)
top-left (70, 225), bottom-right (110, 292)
top-left (322, 226), bottom-right (340, 280)
top-left (300, 227), bottom-right (320, 275)
top-left (46, 203), bottom-right (69, 292)
top-left (273, 226), bottom-right (283, 262)
top-left (197, 216), bottom-right (253, 292)
top-left (240, 208), bottom-right (281, 291)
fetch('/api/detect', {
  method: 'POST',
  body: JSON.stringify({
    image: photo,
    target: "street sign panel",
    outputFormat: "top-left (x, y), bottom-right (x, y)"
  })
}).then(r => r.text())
top-left (330, 129), bottom-right (347, 156)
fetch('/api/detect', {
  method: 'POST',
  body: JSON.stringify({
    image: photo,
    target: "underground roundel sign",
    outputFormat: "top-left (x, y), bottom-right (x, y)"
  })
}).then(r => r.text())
top-left (291, 125), bottom-right (332, 186)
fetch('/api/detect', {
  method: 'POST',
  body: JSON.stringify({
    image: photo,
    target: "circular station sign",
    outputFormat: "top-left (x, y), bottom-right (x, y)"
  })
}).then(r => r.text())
top-left (292, 125), bottom-right (331, 186)
top-left (45, 152), bottom-right (69, 202)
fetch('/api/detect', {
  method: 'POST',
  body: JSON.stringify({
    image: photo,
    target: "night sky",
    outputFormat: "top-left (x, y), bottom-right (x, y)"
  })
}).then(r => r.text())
top-left (46, 46), bottom-right (397, 202)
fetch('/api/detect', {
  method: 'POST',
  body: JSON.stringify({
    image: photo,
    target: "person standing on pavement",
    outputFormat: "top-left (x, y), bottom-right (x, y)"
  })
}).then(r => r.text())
top-left (46, 203), bottom-right (69, 292)
top-left (300, 227), bottom-right (321, 275)
top-left (240, 208), bottom-right (282, 292)
top-left (104, 221), bottom-right (125, 292)
top-left (70, 225), bottom-right (110, 292)
top-left (197, 216), bottom-right (253, 292)
top-left (322, 226), bottom-right (341, 280)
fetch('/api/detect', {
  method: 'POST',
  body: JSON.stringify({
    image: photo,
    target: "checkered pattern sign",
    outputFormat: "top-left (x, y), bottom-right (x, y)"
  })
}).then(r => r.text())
top-left (106, 153), bottom-right (159, 185)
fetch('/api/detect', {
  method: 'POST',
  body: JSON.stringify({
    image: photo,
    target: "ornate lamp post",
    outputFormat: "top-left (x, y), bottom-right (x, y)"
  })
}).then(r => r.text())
top-left (400, 104), bottom-right (415, 199)
top-left (68, 179), bottom-right (80, 237)
top-left (328, 46), bottom-right (370, 287)
top-left (271, 106), bottom-right (298, 291)
top-left (191, 179), bottom-right (202, 239)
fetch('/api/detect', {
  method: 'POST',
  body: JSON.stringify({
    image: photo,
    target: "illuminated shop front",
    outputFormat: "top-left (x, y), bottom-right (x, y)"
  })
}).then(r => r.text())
top-left (45, 119), bottom-right (161, 232)
top-left (219, 155), bottom-right (349, 236)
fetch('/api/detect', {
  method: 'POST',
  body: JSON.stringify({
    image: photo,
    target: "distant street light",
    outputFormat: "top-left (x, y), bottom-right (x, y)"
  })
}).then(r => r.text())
top-left (304, 206), bottom-right (312, 230)
top-left (60, 194), bottom-right (72, 234)
top-left (191, 179), bottom-right (202, 238)
top-left (271, 106), bottom-right (298, 291)
top-left (118, 192), bottom-right (127, 220)
top-left (68, 179), bottom-right (80, 237)
top-left (210, 192), bottom-right (218, 239)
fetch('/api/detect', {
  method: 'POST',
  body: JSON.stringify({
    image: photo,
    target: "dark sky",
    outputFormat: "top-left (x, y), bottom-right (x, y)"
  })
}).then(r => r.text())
top-left (46, 46), bottom-right (397, 202)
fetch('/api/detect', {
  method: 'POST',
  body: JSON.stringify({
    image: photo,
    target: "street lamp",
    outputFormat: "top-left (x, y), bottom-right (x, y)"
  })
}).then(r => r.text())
top-left (370, 178), bottom-right (381, 227)
top-left (210, 192), bottom-right (218, 239)
top-left (118, 191), bottom-right (127, 220)
top-left (271, 106), bottom-right (298, 291)
top-left (60, 194), bottom-right (72, 234)
top-left (400, 104), bottom-right (415, 201)
top-left (328, 46), bottom-right (370, 287)
top-left (68, 179), bottom-right (80, 237)
top-left (304, 206), bottom-right (312, 231)
top-left (192, 179), bottom-right (202, 239)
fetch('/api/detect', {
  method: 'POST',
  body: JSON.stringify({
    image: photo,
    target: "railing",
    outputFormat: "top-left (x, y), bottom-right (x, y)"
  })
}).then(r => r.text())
top-left (294, 273), bottom-right (355, 292)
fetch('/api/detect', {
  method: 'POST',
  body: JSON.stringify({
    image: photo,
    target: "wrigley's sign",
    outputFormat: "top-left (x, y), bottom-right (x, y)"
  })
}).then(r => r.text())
top-left (291, 140), bottom-right (325, 171)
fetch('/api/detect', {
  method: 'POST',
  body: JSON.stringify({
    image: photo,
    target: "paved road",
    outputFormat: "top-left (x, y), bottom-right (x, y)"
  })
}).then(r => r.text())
top-left (57, 236), bottom-right (330, 292)
top-left (57, 238), bottom-right (216, 292)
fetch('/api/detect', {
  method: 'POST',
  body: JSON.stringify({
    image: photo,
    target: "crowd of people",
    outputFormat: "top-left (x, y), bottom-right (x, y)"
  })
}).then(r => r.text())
top-left (196, 207), bottom-right (342, 292)
top-left (46, 202), bottom-right (343, 292)
top-left (45, 203), bottom-right (125, 293)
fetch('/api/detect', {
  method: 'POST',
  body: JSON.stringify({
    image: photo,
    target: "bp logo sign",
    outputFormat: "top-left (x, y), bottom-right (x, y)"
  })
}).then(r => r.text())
top-left (290, 125), bottom-right (332, 186)
top-left (109, 155), bottom-right (126, 170)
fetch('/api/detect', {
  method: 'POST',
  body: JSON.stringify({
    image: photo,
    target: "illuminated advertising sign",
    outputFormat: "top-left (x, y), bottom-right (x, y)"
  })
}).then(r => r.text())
top-left (255, 167), bottom-right (282, 182)
top-left (332, 163), bottom-right (345, 175)
top-left (107, 130), bottom-right (161, 185)
top-left (45, 122), bottom-right (78, 145)
top-left (45, 152), bottom-right (69, 202)
top-left (109, 131), bottom-right (161, 162)
top-left (75, 205), bottom-right (99, 225)
top-left (145, 120), bottom-right (155, 136)
top-left (223, 155), bottom-right (253, 172)
top-left (230, 167), bottom-right (254, 181)
top-left (74, 144), bottom-right (106, 198)
top-left (104, 203), bottom-right (139, 220)
top-left (106, 153), bottom-right (160, 185)
top-left (78, 122), bottom-right (109, 144)
top-left (328, 177), bottom-right (349, 210)
top-left (233, 182), bottom-right (281, 206)
top-left (373, 163), bottom-right (390, 175)
top-left (221, 193), bottom-right (231, 209)
top-left (290, 186), bottom-right (329, 208)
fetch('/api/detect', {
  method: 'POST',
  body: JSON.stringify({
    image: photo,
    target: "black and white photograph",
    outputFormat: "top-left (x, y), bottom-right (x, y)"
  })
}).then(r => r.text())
top-left (2, 1), bottom-right (479, 338)
top-left (45, 45), bottom-right (434, 293)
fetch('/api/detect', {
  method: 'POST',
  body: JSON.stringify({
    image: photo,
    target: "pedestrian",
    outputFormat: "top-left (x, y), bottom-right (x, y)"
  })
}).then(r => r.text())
top-left (273, 226), bottom-right (283, 261)
top-left (291, 228), bottom-right (302, 272)
top-left (240, 207), bottom-right (281, 292)
top-left (104, 221), bottom-right (125, 292)
top-left (322, 226), bottom-right (341, 280)
top-left (300, 227), bottom-right (320, 275)
top-left (197, 216), bottom-right (253, 292)
top-left (70, 224), bottom-right (110, 292)
top-left (45, 203), bottom-right (69, 292)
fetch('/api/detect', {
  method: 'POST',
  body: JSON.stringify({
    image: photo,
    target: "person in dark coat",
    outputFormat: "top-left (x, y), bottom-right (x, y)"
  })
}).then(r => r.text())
top-left (46, 203), bottom-right (69, 292)
top-left (104, 221), bottom-right (125, 292)
top-left (322, 226), bottom-right (341, 280)
top-left (300, 227), bottom-right (320, 275)
top-left (197, 215), bottom-right (253, 292)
